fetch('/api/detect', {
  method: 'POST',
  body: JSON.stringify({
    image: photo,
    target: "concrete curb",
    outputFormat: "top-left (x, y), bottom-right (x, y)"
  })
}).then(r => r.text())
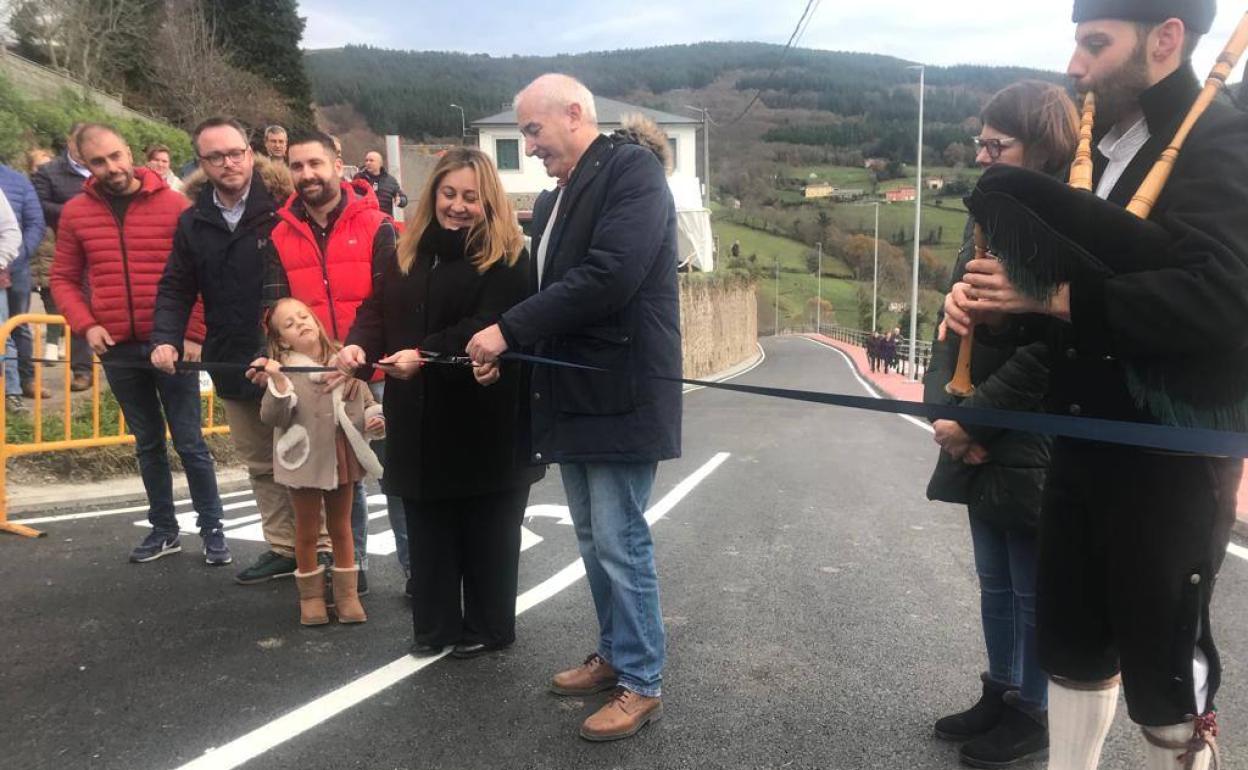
top-left (684, 343), bottom-right (765, 392)
top-left (9, 467), bottom-right (253, 517)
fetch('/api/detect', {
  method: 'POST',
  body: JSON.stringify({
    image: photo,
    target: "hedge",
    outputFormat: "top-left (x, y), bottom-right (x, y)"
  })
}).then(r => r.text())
top-left (0, 73), bottom-right (191, 167)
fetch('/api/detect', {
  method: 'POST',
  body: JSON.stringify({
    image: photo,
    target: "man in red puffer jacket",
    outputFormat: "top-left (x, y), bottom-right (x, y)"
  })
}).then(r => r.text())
top-left (51, 123), bottom-right (229, 566)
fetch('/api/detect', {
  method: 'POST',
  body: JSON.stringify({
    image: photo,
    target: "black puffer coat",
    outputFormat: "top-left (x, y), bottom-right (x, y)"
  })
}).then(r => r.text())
top-left (346, 224), bottom-right (544, 502)
top-left (499, 132), bottom-right (682, 464)
top-left (923, 220), bottom-right (1052, 532)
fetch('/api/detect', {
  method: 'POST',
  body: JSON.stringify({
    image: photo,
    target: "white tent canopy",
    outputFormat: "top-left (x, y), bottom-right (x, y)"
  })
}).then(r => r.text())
top-left (668, 176), bottom-right (713, 272)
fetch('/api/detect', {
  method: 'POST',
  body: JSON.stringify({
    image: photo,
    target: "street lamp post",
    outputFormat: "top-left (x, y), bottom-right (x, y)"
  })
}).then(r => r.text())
top-left (449, 103), bottom-right (466, 143)
top-left (815, 241), bottom-right (823, 333)
top-left (872, 202), bottom-right (880, 333)
top-left (907, 64), bottom-right (925, 380)
top-left (775, 257), bottom-right (780, 336)
top-left (684, 105), bottom-right (711, 208)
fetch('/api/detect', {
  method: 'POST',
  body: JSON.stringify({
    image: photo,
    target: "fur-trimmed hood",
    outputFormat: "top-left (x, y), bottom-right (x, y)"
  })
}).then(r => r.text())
top-left (613, 114), bottom-right (674, 175)
top-left (181, 155), bottom-right (294, 202)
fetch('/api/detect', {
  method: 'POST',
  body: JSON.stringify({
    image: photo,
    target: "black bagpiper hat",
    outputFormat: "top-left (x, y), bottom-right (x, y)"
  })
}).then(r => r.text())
top-left (1072, 0), bottom-right (1216, 34)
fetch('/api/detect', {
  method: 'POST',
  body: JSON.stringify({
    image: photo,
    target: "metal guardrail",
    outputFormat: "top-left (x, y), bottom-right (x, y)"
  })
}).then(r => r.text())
top-left (0, 314), bottom-right (229, 539)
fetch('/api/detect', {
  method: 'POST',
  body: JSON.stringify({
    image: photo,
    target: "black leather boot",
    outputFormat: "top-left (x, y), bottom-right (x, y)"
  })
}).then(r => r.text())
top-left (959, 691), bottom-right (1048, 768)
top-left (934, 673), bottom-right (1015, 741)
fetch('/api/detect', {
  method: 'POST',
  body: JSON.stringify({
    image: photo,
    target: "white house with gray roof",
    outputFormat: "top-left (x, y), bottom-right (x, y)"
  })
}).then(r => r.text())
top-left (472, 97), bottom-right (713, 271)
top-left (472, 97), bottom-right (703, 212)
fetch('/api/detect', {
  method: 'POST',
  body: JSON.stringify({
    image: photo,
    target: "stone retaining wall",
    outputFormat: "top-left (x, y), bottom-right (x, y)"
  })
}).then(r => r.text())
top-left (680, 275), bottom-right (758, 379)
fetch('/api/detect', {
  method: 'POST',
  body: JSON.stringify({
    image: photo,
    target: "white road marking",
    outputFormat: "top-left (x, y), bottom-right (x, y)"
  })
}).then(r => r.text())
top-left (802, 336), bottom-right (1248, 565)
top-left (525, 504), bottom-right (572, 525)
top-left (13, 490), bottom-right (254, 525)
top-left (172, 451), bottom-right (730, 770)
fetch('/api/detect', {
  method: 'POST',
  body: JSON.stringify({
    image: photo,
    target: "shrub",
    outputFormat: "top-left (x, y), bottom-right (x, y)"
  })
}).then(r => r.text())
top-left (0, 74), bottom-right (191, 166)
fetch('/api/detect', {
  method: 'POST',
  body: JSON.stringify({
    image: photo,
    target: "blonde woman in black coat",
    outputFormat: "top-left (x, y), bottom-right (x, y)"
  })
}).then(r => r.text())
top-left (337, 148), bottom-right (543, 657)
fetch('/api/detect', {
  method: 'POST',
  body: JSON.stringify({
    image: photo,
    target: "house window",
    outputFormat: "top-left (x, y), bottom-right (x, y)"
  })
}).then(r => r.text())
top-left (496, 138), bottom-right (520, 171)
top-left (668, 138), bottom-right (678, 169)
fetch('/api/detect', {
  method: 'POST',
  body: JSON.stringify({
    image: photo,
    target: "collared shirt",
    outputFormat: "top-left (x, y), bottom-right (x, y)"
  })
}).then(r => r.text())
top-left (213, 183), bottom-right (251, 232)
top-left (297, 191), bottom-right (349, 256)
top-left (1095, 116), bottom-right (1150, 200)
top-left (68, 155), bottom-right (91, 179)
top-left (536, 188), bottom-right (564, 288)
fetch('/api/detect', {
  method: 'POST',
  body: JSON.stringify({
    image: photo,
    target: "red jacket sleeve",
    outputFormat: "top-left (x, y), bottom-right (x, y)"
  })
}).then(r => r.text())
top-left (48, 204), bottom-right (98, 334)
top-left (185, 299), bottom-right (207, 344)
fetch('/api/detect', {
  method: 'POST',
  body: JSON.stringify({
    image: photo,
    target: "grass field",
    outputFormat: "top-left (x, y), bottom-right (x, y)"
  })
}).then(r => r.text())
top-left (712, 219), bottom-right (943, 335)
top-left (713, 221), bottom-right (853, 277)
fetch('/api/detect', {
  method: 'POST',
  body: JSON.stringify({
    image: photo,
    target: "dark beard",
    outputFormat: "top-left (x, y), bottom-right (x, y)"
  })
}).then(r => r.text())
top-left (297, 179), bottom-right (337, 207)
top-left (1092, 42), bottom-right (1151, 128)
top-left (103, 170), bottom-right (134, 196)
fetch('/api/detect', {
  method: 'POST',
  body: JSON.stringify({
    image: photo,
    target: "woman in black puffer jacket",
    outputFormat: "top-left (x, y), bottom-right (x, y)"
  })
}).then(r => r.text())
top-left (922, 80), bottom-right (1078, 768)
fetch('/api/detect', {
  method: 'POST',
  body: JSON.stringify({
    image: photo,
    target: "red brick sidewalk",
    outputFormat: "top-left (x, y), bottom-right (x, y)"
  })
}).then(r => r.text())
top-left (808, 333), bottom-right (1248, 535)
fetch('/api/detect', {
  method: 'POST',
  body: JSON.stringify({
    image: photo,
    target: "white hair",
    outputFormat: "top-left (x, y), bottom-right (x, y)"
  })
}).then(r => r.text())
top-left (515, 73), bottom-right (598, 125)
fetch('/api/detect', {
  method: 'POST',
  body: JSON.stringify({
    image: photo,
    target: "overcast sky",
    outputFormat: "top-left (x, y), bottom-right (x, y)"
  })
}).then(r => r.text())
top-left (298, 0), bottom-right (1242, 77)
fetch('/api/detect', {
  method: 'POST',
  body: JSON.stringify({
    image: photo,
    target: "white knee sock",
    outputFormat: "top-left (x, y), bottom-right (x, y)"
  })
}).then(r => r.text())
top-left (1142, 722), bottom-right (1215, 770)
top-left (1048, 677), bottom-right (1119, 770)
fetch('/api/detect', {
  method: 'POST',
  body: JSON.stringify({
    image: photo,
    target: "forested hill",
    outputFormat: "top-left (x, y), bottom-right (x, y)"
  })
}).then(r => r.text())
top-left (304, 42), bottom-right (1064, 161)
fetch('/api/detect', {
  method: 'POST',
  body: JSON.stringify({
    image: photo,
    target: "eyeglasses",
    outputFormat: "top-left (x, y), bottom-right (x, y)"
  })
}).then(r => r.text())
top-left (972, 136), bottom-right (1019, 161)
top-left (199, 149), bottom-right (248, 168)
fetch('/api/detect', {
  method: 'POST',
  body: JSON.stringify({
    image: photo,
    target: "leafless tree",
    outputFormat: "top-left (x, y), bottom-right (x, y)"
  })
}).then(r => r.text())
top-left (150, 0), bottom-right (293, 129)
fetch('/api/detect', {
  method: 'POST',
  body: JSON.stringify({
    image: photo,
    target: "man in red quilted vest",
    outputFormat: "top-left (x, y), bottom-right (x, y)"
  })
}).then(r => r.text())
top-left (50, 123), bottom-right (229, 567)
top-left (264, 130), bottom-right (405, 595)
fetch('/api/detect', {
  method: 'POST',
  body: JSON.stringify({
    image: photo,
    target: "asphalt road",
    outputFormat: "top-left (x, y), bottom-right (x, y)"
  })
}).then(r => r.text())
top-left (2, 335), bottom-right (1246, 770)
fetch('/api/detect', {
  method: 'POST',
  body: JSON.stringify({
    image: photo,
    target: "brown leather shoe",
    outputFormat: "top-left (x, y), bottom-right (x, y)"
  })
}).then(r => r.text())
top-left (580, 686), bottom-right (662, 742)
top-left (20, 381), bottom-right (50, 399)
top-left (551, 652), bottom-right (618, 696)
top-left (70, 374), bottom-right (92, 392)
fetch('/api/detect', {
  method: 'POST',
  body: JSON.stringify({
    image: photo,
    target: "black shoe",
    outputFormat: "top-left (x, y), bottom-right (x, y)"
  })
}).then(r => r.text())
top-left (404, 575), bottom-right (414, 600)
top-left (410, 642), bottom-right (446, 657)
top-left (234, 551), bottom-right (297, 584)
top-left (357, 569), bottom-right (369, 596)
top-left (451, 641), bottom-right (512, 660)
top-left (959, 693), bottom-right (1047, 768)
top-left (935, 673), bottom-right (1015, 741)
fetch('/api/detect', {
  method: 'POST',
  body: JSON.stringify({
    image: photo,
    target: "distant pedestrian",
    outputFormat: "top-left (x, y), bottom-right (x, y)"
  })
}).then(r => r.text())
top-left (260, 297), bottom-right (384, 626)
top-left (144, 144), bottom-right (184, 193)
top-left (356, 151), bottom-right (408, 218)
top-left (264, 125), bottom-right (288, 165)
top-left (0, 161), bottom-right (47, 406)
top-left (31, 123), bottom-right (93, 390)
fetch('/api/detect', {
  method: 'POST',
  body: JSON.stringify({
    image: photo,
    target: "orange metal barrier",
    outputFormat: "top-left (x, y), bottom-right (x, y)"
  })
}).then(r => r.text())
top-left (0, 313), bottom-right (230, 538)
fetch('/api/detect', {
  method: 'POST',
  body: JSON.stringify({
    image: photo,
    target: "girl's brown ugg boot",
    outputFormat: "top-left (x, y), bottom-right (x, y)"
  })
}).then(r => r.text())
top-left (295, 566), bottom-right (329, 626)
top-left (331, 566), bottom-right (367, 623)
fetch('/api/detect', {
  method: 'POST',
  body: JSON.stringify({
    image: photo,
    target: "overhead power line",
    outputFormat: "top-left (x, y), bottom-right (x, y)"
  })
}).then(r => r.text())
top-left (727, 0), bottom-right (822, 125)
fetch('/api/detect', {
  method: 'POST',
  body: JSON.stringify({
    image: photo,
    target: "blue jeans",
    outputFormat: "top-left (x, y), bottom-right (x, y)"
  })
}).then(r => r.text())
top-left (7, 265), bottom-right (31, 388)
top-left (349, 381), bottom-right (408, 574)
top-left (102, 343), bottom-right (223, 533)
top-left (969, 514), bottom-right (1047, 708)
top-left (0, 279), bottom-right (17, 395)
top-left (561, 461), bottom-right (665, 697)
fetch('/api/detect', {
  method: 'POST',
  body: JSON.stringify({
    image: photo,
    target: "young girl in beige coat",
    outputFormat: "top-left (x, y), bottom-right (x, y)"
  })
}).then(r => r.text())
top-left (260, 297), bottom-right (384, 626)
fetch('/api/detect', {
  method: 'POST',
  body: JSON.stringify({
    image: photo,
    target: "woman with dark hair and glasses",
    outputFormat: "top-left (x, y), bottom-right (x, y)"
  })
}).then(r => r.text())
top-left (922, 80), bottom-right (1078, 768)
